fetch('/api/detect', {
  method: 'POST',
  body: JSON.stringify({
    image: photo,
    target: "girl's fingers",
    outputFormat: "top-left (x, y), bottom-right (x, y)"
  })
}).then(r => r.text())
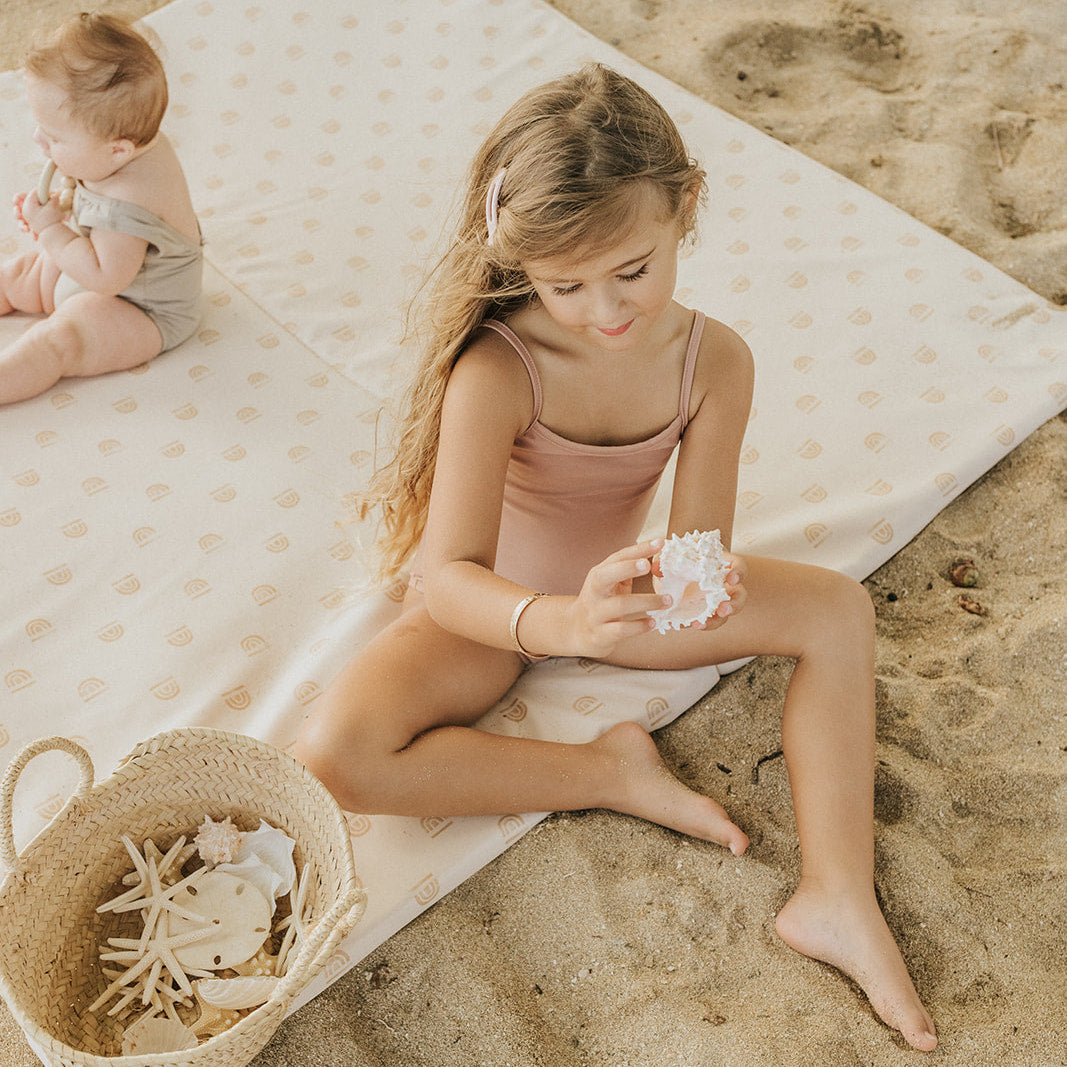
top-left (589, 539), bottom-right (663, 592)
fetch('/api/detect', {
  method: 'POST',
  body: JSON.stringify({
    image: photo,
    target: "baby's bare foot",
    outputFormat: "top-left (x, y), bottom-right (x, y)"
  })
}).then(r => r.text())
top-left (595, 721), bottom-right (749, 854)
top-left (775, 881), bottom-right (937, 1051)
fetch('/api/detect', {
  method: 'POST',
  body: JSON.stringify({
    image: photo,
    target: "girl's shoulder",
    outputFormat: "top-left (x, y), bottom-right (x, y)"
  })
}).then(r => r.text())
top-left (686, 312), bottom-right (754, 414)
top-left (692, 313), bottom-right (753, 378)
top-left (445, 320), bottom-right (539, 431)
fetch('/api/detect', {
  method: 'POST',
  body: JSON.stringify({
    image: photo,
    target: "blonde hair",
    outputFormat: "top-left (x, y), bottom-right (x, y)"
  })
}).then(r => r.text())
top-left (364, 63), bottom-right (706, 581)
top-left (24, 12), bottom-right (167, 147)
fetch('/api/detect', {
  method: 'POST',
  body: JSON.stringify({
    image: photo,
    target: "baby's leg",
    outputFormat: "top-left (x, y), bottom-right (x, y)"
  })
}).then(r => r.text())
top-left (0, 250), bottom-right (61, 316)
top-left (294, 603), bottom-right (746, 850)
top-left (608, 558), bottom-right (937, 1051)
top-left (0, 290), bottom-right (162, 404)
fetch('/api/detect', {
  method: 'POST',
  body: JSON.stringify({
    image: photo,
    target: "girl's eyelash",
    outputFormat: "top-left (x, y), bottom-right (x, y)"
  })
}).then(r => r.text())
top-left (550, 263), bottom-right (649, 297)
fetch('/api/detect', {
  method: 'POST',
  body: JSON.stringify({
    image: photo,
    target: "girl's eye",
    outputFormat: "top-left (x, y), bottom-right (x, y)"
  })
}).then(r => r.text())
top-left (620, 264), bottom-right (649, 283)
top-left (551, 283), bottom-right (581, 297)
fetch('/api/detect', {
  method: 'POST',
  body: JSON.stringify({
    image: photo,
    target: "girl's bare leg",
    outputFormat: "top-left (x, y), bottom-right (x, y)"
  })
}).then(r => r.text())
top-left (0, 290), bottom-right (161, 404)
top-left (609, 557), bottom-right (937, 1051)
top-left (294, 603), bottom-right (748, 851)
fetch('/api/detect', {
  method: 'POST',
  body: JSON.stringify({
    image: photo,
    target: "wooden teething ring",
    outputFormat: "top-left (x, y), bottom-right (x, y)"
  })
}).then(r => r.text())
top-left (36, 159), bottom-right (84, 234)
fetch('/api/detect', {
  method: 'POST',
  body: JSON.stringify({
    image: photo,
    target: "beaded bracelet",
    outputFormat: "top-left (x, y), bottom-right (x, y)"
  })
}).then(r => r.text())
top-left (509, 592), bottom-right (548, 659)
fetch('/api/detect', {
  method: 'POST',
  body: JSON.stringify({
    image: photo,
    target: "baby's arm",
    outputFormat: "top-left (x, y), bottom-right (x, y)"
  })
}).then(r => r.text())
top-left (24, 193), bottom-right (148, 296)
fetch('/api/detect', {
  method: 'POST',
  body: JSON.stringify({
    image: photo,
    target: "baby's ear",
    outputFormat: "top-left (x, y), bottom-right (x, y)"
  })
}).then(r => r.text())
top-left (109, 137), bottom-right (137, 165)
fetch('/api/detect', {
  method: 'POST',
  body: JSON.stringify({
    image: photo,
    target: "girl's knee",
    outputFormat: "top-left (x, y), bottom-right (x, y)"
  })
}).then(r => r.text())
top-left (294, 713), bottom-right (387, 812)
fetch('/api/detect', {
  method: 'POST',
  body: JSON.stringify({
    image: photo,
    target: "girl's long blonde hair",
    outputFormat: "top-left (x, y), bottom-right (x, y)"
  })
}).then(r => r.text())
top-left (362, 63), bottom-right (706, 581)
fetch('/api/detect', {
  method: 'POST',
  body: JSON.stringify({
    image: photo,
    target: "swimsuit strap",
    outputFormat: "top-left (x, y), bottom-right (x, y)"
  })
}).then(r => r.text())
top-left (483, 311), bottom-right (704, 434)
top-left (678, 311), bottom-right (706, 430)
top-left (481, 319), bottom-right (542, 432)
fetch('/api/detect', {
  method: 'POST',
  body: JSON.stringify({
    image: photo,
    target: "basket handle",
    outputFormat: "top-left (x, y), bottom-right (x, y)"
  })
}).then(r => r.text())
top-left (0, 736), bottom-right (95, 874)
top-left (276, 886), bottom-right (367, 999)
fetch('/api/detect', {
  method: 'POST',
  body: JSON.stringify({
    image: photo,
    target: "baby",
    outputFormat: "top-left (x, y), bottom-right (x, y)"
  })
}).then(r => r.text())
top-left (0, 12), bottom-right (202, 405)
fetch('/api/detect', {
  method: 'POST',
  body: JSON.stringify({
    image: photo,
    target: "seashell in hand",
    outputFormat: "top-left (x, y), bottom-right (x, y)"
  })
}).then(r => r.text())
top-left (647, 529), bottom-right (731, 634)
top-left (195, 974), bottom-right (280, 1009)
top-left (167, 870), bottom-right (272, 971)
top-left (121, 1015), bottom-right (199, 1055)
top-left (215, 819), bottom-right (296, 900)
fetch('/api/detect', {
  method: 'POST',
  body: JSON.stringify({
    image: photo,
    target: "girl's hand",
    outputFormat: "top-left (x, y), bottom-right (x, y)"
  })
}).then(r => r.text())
top-left (646, 546), bottom-right (749, 632)
top-left (565, 539), bottom-right (672, 657)
top-left (689, 551), bottom-right (748, 630)
top-left (20, 189), bottom-right (67, 236)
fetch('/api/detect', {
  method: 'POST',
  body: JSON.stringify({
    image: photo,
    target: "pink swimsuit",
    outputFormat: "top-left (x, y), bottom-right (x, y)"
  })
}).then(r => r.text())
top-left (480, 310), bottom-right (705, 595)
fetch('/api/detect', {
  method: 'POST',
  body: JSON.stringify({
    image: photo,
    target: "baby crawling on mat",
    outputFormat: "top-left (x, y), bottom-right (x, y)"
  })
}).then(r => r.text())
top-left (0, 12), bottom-right (202, 405)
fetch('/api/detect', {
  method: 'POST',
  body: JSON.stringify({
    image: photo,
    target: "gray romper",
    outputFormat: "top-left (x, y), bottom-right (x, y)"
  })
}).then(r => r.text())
top-left (53, 184), bottom-right (204, 351)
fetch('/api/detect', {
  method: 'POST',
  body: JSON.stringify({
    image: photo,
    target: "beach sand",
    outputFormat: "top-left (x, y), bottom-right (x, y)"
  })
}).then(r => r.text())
top-left (1, 1), bottom-right (1064, 1064)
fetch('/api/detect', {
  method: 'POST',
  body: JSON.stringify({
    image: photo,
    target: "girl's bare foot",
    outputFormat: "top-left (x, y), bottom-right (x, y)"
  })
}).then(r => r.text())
top-left (594, 721), bottom-right (750, 854)
top-left (775, 880), bottom-right (937, 1051)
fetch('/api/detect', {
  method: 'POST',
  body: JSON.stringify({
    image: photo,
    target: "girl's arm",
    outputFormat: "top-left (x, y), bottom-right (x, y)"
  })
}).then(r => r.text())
top-left (419, 332), bottom-right (543, 642)
top-left (420, 335), bottom-right (665, 658)
top-left (23, 191), bottom-right (148, 296)
top-left (666, 318), bottom-right (754, 549)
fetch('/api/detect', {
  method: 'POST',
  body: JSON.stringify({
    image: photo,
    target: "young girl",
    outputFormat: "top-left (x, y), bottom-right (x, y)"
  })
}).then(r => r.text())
top-left (295, 64), bottom-right (938, 1051)
top-left (0, 12), bottom-right (202, 405)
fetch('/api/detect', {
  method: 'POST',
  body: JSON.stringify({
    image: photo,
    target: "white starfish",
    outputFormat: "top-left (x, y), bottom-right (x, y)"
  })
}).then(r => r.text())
top-left (100, 847), bottom-right (211, 953)
top-left (273, 864), bottom-right (311, 976)
top-left (90, 922), bottom-right (213, 1013)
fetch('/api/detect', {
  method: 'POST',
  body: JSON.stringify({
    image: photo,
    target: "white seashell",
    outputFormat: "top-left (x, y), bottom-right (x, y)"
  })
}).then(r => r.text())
top-left (648, 529), bottom-right (731, 634)
top-left (121, 1014), bottom-right (199, 1055)
top-left (213, 854), bottom-right (284, 903)
top-left (168, 870), bottom-right (272, 970)
top-left (216, 819), bottom-right (296, 899)
top-left (195, 974), bottom-right (280, 1009)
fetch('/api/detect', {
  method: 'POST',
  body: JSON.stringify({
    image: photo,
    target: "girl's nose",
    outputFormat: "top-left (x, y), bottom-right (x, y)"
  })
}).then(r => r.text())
top-left (590, 284), bottom-right (624, 324)
top-left (33, 128), bottom-right (49, 153)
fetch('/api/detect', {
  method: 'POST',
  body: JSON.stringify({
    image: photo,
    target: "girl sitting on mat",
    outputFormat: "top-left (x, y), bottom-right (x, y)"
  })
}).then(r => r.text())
top-left (0, 12), bottom-right (202, 405)
top-left (295, 63), bottom-right (937, 1051)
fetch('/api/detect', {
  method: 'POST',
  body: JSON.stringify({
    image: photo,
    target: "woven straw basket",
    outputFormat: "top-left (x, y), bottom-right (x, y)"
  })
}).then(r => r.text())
top-left (0, 729), bottom-right (366, 1067)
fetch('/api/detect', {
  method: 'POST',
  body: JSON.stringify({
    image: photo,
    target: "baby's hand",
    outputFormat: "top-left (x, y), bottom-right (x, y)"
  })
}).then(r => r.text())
top-left (20, 189), bottom-right (67, 236)
top-left (12, 192), bottom-right (33, 236)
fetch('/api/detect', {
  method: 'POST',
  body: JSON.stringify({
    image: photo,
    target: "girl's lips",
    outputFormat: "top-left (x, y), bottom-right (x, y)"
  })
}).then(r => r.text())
top-left (598, 319), bottom-right (633, 337)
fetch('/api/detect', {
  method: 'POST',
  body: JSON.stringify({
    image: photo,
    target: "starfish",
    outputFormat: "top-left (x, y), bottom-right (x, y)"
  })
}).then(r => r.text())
top-left (273, 864), bottom-right (311, 976)
top-left (90, 922), bottom-right (214, 1014)
top-left (99, 843), bottom-right (211, 954)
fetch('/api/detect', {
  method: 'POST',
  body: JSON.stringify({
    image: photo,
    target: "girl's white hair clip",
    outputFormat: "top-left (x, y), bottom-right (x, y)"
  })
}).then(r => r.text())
top-left (485, 167), bottom-right (507, 244)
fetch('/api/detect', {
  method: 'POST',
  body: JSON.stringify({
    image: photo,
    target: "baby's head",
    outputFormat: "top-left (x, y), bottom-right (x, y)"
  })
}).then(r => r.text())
top-left (470, 64), bottom-right (705, 291)
top-left (24, 12), bottom-right (167, 149)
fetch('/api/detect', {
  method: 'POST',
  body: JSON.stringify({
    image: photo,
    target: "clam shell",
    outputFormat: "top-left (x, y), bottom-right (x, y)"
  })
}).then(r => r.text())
top-left (216, 819), bottom-right (296, 899)
top-left (168, 870), bottom-right (272, 970)
top-left (648, 529), bottom-right (731, 634)
top-left (196, 974), bottom-right (280, 1009)
top-left (121, 1015), bottom-right (199, 1055)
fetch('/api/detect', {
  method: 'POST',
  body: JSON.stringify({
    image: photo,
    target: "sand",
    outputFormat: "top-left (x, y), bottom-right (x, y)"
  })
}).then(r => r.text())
top-left (1, 0), bottom-right (1064, 1064)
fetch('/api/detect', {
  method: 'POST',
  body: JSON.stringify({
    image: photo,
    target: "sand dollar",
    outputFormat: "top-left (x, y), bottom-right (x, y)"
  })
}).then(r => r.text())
top-left (168, 870), bottom-right (272, 970)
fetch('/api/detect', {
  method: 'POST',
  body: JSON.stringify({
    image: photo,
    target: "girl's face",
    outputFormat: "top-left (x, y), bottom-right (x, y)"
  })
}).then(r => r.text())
top-left (522, 199), bottom-right (684, 352)
top-left (25, 75), bottom-right (123, 183)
